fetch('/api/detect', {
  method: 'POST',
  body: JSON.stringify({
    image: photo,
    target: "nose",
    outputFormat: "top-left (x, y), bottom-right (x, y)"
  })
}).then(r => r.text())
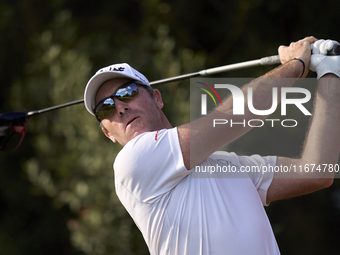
top-left (114, 98), bottom-right (131, 117)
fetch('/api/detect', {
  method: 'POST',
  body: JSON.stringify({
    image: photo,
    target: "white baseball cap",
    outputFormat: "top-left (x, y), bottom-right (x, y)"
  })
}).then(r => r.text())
top-left (84, 63), bottom-right (150, 116)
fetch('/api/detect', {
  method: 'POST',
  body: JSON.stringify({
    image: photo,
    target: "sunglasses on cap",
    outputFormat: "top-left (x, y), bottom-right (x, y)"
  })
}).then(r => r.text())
top-left (94, 80), bottom-right (145, 121)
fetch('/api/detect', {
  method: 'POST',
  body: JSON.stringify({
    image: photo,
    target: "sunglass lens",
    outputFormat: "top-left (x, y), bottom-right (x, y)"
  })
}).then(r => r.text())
top-left (96, 98), bottom-right (115, 120)
top-left (115, 84), bottom-right (139, 102)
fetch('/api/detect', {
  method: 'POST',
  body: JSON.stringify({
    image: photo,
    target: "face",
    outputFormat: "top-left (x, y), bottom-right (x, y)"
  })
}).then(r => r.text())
top-left (95, 78), bottom-right (170, 146)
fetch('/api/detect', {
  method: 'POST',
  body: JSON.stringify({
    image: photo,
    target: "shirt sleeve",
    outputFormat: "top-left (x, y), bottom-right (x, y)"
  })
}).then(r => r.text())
top-left (238, 154), bottom-right (276, 206)
top-left (114, 127), bottom-right (190, 203)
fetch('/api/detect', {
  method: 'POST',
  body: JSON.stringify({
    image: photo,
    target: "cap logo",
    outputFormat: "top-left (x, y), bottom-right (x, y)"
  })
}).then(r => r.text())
top-left (99, 66), bottom-right (125, 73)
top-left (110, 67), bottom-right (125, 71)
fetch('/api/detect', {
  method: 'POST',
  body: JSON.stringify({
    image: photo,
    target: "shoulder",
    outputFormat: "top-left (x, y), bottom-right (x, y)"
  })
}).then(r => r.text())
top-left (116, 128), bottom-right (179, 159)
top-left (114, 127), bottom-right (184, 175)
top-left (113, 127), bottom-right (189, 203)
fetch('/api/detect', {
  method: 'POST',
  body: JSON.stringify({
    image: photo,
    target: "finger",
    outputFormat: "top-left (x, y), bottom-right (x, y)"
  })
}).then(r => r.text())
top-left (313, 39), bottom-right (324, 54)
top-left (325, 40), bottom-right (333, 51)
top-left (324, 39), bottom-right (340, 51)
top-left (319, 39), bottom-right (337, 55)
top-left (278, 45), bottom-right (287, 54)
top-left (311, 43), bottom-right (316, 54)
top-left (303, 36), bottom-right (318, 44)
top-left (314, 39), bottom-right (324, 47)
top-left (320, 40), bottom-right (330, 55)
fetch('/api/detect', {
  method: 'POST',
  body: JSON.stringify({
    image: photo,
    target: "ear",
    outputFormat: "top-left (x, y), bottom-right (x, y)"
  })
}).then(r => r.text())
top-left (153, 89), bottom-right (164, 109)
top-left (102, 127), bottom-right (117, 143)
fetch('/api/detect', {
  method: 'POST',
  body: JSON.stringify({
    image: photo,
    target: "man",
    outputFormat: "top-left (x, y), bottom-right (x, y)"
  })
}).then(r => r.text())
top-left (84, 37), bottom-right (340, 254)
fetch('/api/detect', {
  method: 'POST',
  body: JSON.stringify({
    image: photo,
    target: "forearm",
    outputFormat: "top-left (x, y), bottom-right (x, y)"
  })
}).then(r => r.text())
top-left (300, 74), bottom-right (340, 176)
top-left (266, 39), bottom-right (340, 202)
top-left (268, 74), bottom-right (340, 202)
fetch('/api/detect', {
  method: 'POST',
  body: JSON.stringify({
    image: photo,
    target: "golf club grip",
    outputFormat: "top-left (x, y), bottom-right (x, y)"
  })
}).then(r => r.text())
top-left (260, 44), bottom-right (340, 66)
top-left (260, 55), bottom-right (281, 65)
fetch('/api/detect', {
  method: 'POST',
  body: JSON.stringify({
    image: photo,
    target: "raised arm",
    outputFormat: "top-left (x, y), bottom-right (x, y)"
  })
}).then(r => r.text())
top-left (266, 39), bottom-right (340, 203)
top-left (177, 36), bottom-right (317, 169)
top-left (267, 73), bottom-right (340, 203)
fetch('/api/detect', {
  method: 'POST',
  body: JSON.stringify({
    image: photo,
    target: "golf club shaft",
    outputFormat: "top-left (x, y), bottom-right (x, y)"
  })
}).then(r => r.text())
top-left (150, 55), bottom-right (281, 85)
top-left (27, 99), bottom-right (85, 116)
top-left (25, 55), bottom-right (281, 116)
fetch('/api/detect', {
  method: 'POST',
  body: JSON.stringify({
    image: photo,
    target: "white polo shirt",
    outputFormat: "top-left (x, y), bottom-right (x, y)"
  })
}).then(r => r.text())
top-left (114, 128), bottom-right (280, 255)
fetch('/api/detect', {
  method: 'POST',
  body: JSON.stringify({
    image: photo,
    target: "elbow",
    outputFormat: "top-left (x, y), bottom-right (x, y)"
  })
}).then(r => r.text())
top-left (315, 178), bottom-right (334, 190)
top-left (324, 178), bottom-right (334, 188)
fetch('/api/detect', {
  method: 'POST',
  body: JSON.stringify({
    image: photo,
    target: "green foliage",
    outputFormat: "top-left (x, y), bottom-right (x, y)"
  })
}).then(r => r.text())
top-left (1, 0), bottom-right (340, 254)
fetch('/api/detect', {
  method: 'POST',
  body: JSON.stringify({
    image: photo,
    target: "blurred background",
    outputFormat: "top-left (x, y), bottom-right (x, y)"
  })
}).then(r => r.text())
top-left (1, 0), bottom-right (340, 254)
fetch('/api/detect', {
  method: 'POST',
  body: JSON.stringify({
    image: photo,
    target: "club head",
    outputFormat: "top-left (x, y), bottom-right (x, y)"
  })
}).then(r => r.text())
top-left (0, 111), bottom-right (29, 153)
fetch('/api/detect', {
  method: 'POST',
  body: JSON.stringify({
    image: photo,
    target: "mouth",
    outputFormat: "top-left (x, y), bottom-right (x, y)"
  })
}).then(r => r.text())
top-left (125, 116), bottom-right (139, 129)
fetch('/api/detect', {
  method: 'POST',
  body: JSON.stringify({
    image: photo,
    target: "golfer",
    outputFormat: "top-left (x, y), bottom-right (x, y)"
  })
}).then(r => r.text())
top-left (84, 36), bottom-right (340, 255)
